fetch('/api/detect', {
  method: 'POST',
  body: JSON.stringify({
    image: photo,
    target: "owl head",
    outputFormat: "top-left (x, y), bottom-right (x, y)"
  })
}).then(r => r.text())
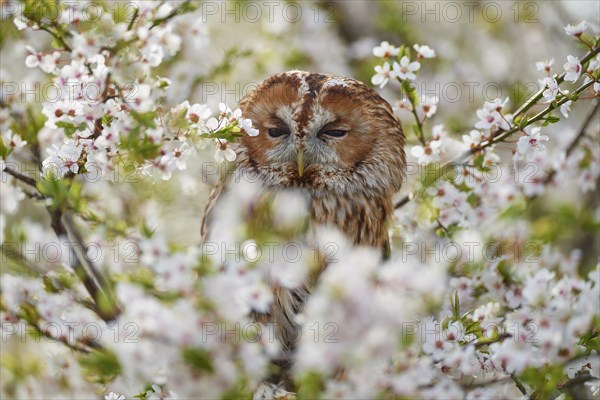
top-left (235, 71), bottom-right (405, 197)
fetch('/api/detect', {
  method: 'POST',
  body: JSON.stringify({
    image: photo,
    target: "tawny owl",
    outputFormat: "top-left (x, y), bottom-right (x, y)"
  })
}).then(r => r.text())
top-left (201, 70), bottom-right (405, 385)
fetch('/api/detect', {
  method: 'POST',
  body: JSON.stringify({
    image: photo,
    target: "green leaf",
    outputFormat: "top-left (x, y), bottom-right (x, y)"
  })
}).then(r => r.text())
top-left (401, 79), bottom-right (419, 106)
top-left (451, 291), bottom-right (461, 320)
top-left (396, 45), bottom-right (406, 61)
top-left (141, 222), bottom-right (155, 238)
top-left (297, 371), bottom-right (324, 400)
top-left (580, 332), bottom-right (600, 352)
top-left (517, 115), bottom-right (529, 128)
top-left (496, 259), bottom-right (513, 284)
top-left (0, 136), bottom-right (9, 158)
top-left (67, 179), bottom-right (85, 212)
top-left (131, 111), bottom-right (157, 128)
top-left (78, 350), bottom-right (121, 385)
top-left (56, 121), bottom-right (86, 138)
top-left (580, 315), bottom-right (600, 351)
top-left (545, 114), bottom-right (560, 124)
top-left (401, 45), bottom-right (411, 60)
top-left (182, 347), bottom-right (214, 373)
top-left (520, 365), bottom-right (566, 399)
top-left (37, 174), bottom-right (71, 211)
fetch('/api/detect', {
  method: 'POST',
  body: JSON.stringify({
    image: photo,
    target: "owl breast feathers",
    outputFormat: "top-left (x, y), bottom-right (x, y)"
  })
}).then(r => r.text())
top-left (231, 70), bottom-right (406, 250)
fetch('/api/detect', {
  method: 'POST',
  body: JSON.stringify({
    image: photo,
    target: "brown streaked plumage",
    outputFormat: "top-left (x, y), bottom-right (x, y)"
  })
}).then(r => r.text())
top-left (202, 70), bottom-right (405, 386)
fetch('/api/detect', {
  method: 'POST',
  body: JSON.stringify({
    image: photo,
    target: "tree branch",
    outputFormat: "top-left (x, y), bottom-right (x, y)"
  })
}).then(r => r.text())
top-left (543, 101), bottom-right (599, 185)
top-left (395, 44), bottom-right (600, 210)
top-left (511, 373), bottom-right (529, 396)
top-left (556, 370), bottom-right (599, 400)
top-left (47, 208), bottom-right (120, 322)
top-left (2, 165), bottom-right (37, 187)
top-left (511, 45), bottom-right (600, 121)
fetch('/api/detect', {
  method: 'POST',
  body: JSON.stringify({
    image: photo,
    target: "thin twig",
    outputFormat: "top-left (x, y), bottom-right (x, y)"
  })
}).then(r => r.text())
top-left (543, 102), bottom-right (599, 185)
top-left (150, 0), bottom-right (192, 29)
top-left (2, 166), bottom-right (37, 187)
top-left (473, 332), bottom-right (512, 348)
top-left (37, 26), bottom-right (72, 52)
top-left (511, 373), bottom-right (529, 396)
top-left (127, 7), bottom-right (139, 31)
top-left (406, 92), bottom-right (426, 145)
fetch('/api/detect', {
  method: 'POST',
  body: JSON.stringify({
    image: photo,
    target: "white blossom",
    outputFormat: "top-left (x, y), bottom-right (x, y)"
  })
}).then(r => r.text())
top-left (564, 20), bottom-right (588, 36)
top-left (215, 139), bottom-right (236, 162)
top-left (371, 62), bottom-right (393, 88)
top-left (392, 56), bottom-right (420, 81)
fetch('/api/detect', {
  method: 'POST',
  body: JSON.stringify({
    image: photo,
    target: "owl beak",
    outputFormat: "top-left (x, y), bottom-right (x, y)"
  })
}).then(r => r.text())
top-left (297, 148), bottom-right (305, 177)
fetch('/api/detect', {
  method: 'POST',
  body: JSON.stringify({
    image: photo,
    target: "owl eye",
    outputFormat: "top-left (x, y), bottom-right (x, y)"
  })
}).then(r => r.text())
top-left (267, 127), bottom-right (290, 138)
top-left (320, 129), bottom-right (347, 138)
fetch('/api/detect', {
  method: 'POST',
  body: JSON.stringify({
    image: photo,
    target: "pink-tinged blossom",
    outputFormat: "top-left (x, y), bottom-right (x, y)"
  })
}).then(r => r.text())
top-left (462, 130), bottom-right (483, 150)
top-left (371, 62), bottom-right (393, 88)
top-left (373, 41), bottom-right (400, 58)
top-left (126, 83), bottom-right (155, 113)
top-left (185, 102), bottom-right (212, 126)
top-left (42, 140), bottom-right (83, 178)
top-left (411, 139), bottom-right (442, 164)
top-left (71, 33), bottom-right (102, 60)
top-left (563, 55), bottom-right (582, 82)
top-left (431, 182), bottom-right (473, 228)
top-left (215, 139), bottom-right (237, 163)
top-left (422, 321), bottom-right (456, 362)
top-left (24, 46), bottom-right (61, 73)
top-left (238, 115), bottom-right (259, 136)
top-left (2, 129), bottom-right (27, 149)
top-left (413, 43), bottom-right (436, 59)
top-left (490, 340), bottom-right (533, 373)
top-left (419, 95), bottom-right (438, 118)
top-left (522, 268), bottom-right (555, 306)
top-left (540, 77), bottom-right (559, 102)
top-left (243, 283), bottom-right (274, 313)
top-left (536, 58), bottom-right (554, 74)
top-left (484, 97), bottom-right (509, 112)
top-left (579, 164), bottom-right (600, 193)
top-left (560, 100), bottom-right (572, 118)
top-left (516, 127), bottom-right (549, 159)
top-left (475, 101), bottom-right (511, 131)
top-left (441, 345), bottom-right (482, 376)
